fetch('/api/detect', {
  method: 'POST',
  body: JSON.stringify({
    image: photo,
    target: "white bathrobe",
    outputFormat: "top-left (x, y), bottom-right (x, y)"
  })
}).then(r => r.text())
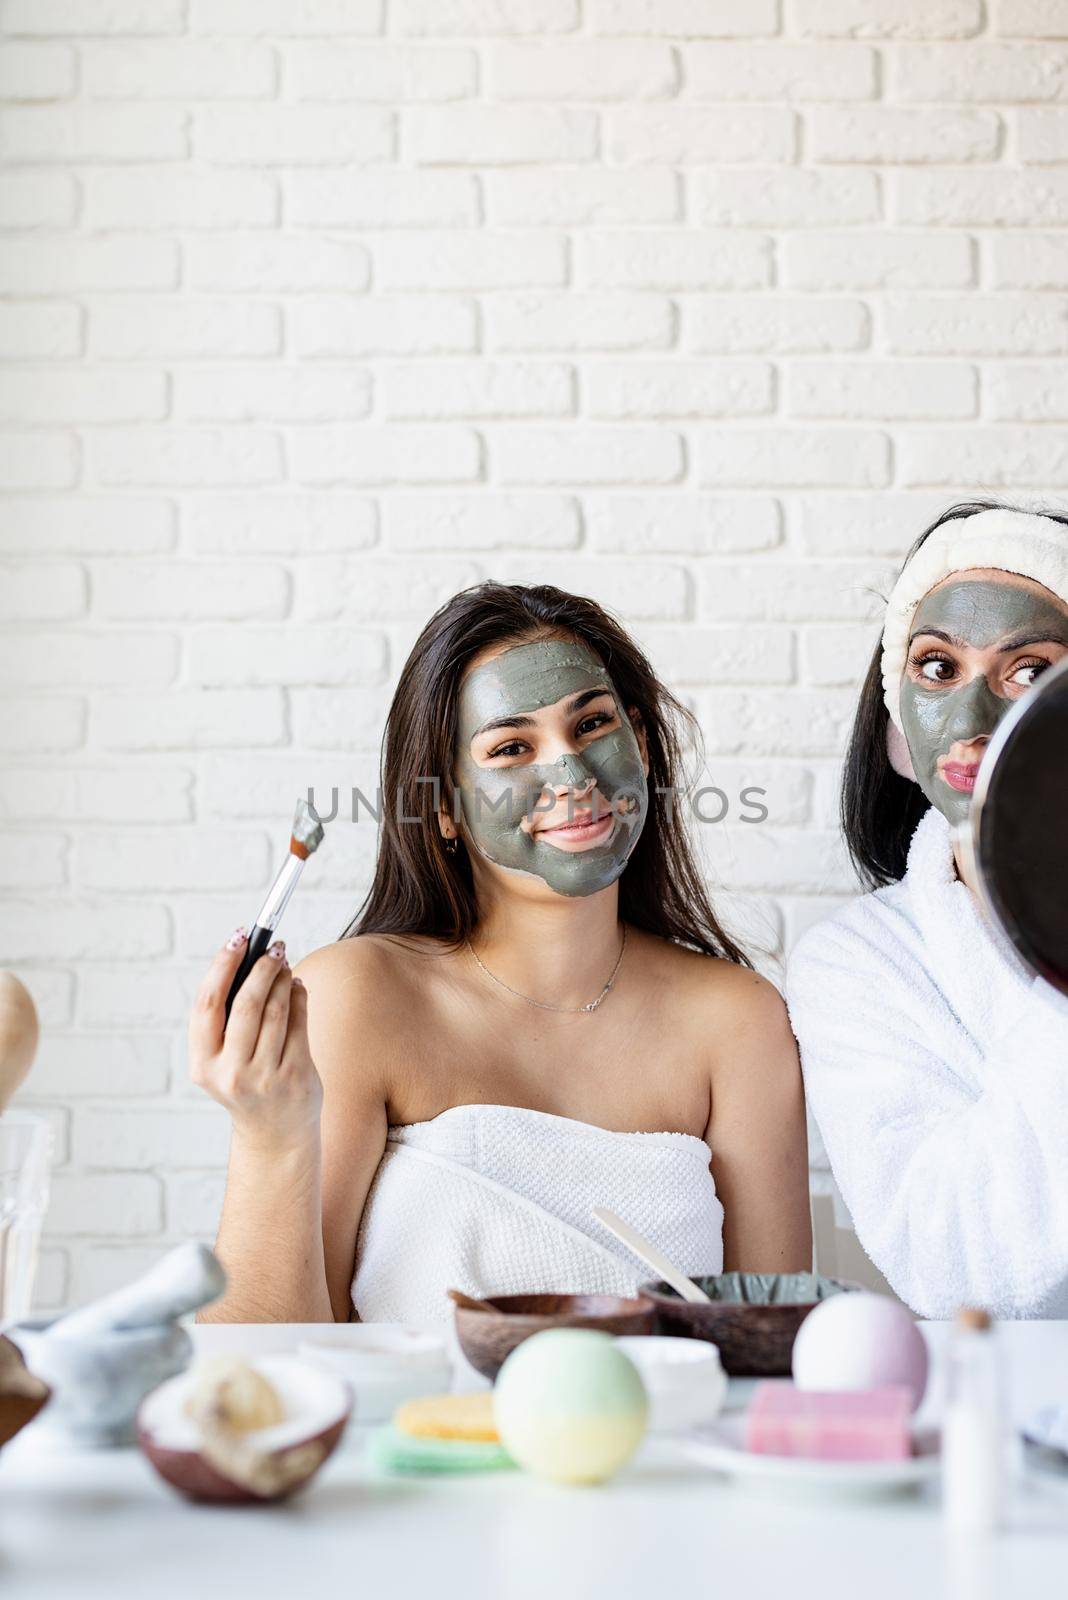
top-left (350, 1103), bottom-right (724, 1324)
top-left (786, 805), bottom-right (1068, 1320)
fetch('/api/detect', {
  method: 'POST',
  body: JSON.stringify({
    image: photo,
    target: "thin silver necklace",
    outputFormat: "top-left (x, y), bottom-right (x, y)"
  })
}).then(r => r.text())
top-left (466, 925), bottom-right (628, 1015)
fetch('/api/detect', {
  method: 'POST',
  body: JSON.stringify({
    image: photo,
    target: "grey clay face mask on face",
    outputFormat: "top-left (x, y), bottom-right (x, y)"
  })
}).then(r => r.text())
top-left (454, 638), bottom-right (649, 898)
top-left (899, 578), bottom-right (1068, 826)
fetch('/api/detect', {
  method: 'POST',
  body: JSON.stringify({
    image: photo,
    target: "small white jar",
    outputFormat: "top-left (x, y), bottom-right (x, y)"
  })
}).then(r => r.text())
top-left (298, 1325), bottom-right (452, 1425)
top-left (613, 1335), bottom-right (727, 1433)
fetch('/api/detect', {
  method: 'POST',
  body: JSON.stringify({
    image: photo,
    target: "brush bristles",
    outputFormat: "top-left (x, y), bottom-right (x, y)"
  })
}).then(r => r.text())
top-left (290, 797), bottom-right (325, 858)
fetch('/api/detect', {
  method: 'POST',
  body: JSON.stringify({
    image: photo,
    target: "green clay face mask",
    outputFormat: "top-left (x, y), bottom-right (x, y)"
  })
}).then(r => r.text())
top-left (899, 578), bottom-right (1068, 826)
top-left (454, 637), bottom-right (648, 897)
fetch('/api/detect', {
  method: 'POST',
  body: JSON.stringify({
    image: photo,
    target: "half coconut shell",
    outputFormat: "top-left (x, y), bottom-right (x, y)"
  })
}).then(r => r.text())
top-left (0, 1334), bottom-right (50, 1448)
top-left (137, 1354), bottom-right (352, 1504)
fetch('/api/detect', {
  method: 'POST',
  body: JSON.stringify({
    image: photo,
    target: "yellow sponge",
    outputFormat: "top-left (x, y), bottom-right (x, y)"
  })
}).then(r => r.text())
top-left (393, 1392), bottom-right (498, 1443)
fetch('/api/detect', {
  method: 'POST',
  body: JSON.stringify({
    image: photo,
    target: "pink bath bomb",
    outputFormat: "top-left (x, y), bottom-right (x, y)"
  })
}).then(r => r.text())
top-left (791, 1292), bottom-right (929, 1412)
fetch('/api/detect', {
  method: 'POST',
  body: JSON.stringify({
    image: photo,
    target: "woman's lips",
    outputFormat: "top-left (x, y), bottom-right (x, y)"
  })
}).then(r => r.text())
top-left (940, 762), bottom-right (981, 794)
top-left (536, 809), bottom-right (616, 845)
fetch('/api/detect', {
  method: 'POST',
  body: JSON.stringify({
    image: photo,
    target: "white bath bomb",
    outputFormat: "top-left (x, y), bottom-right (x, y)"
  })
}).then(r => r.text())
top-left (494, 1329), bottom-right (647, 1485)
top-left (792, 1292), bottom-right (929, 1412)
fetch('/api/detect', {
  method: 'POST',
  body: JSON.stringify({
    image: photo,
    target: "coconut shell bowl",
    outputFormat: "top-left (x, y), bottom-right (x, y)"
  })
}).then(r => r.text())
top-left (0, 1336), bottom-right (50, 1450)
top-left (639, 1272), bottom-right (863, 1377)
top-left (450, 1291), bottom-right (656, 1381)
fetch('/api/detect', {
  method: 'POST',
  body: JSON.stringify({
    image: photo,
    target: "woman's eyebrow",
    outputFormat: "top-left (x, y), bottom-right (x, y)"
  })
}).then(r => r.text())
top-left (997, 630), bottom-right (1068, 651)
top-left (567, 686), bottom-right (613, 712)
top-left (474, 686), bottom-right (613, 740)
top-left (909, 626), bottom-right (1068, 651)
top-left (909, 627), bottom-right (963, 648)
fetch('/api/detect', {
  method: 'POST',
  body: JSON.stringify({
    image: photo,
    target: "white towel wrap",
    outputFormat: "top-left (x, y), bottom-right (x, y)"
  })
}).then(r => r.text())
top-left (350, 1103), bottom-right (724, 1324)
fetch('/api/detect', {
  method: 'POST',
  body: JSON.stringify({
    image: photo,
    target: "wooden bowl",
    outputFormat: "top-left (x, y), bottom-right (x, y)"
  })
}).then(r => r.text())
top-left (452, 1292), bottom-right (656, 1381)
top-left (639, 1273), bottom-right (863, 1377)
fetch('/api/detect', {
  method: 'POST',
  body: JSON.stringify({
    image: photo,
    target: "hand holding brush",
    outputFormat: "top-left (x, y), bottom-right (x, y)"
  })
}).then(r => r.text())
top-left (190, 935), bottom-right (320, 1154)
top-left (187, 797), bottom-right (329, 1322)
top-left (224, 798), bottom-right (325, 1026)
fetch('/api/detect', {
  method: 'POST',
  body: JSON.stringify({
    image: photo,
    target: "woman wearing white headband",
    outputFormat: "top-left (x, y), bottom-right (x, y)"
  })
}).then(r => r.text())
top-left (786, 501), bottom-right (1068, 1318)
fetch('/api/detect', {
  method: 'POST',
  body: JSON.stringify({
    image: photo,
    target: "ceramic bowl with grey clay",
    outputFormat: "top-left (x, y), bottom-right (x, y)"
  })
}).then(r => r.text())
top-left (639, 1272), bottom-right (863, 1377)
top-left (11, 1318), bottom-right (192, 1448)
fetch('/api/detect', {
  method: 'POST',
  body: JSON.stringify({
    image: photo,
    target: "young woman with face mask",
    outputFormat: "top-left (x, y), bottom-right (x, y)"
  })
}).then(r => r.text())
top-left (786, 502), bottom-right (1068, 1320)
top-left (192, 583), bottom-right (810, 1323)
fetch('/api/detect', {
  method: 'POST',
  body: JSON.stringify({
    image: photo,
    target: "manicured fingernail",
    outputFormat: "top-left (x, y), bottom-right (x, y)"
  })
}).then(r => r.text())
top-left (267, 939), bottom-right (286, 960)
top-left (226, 927), bottom-right (248, 950)
top-left (292, 976), bottom-right (305, 989)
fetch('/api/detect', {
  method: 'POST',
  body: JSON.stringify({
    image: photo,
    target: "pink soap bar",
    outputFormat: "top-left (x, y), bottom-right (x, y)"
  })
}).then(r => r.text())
top-left (744, 1382), bottom-right (912, 1461)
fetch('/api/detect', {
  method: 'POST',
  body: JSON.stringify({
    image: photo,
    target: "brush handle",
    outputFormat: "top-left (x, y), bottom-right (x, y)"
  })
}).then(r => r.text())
top-left (224, 923), bottom-right (274, 1025)
top-left (222, 852), bottom-right (306, 1031)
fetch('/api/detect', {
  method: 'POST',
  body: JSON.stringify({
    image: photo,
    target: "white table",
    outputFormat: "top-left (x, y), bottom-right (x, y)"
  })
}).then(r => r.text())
top-left (3, 1321), bottom-right (1068, 1600)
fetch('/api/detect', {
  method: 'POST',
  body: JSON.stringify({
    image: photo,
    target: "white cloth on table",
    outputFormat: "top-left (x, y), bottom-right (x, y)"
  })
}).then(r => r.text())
top-left (786, 805), bottom-right (1068, 1320)
top-left (350, 1101), bottom-right (724, 1324)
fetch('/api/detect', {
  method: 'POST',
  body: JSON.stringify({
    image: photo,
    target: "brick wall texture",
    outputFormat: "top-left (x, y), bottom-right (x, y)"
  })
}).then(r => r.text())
top-left (2, 0), bottom-right (1065, 1308)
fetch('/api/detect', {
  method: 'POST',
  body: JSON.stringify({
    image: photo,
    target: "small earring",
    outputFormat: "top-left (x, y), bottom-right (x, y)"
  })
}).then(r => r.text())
top-left (443, 835), bottom-right (458, 855)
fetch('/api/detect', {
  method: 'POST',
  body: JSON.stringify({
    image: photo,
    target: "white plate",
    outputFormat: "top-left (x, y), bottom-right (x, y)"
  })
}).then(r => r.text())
top-left (683, 1413), bottom-right (940, 1496)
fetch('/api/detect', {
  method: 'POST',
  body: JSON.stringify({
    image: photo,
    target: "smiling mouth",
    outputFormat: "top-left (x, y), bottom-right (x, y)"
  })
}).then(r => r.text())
top-left (939, 761), bottom-right (982, 795)
top-left (536, 810), bottom-right (616, 843)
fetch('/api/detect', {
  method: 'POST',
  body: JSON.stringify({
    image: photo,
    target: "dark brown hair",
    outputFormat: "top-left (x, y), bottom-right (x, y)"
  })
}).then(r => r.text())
top-left (842, 498), bottom-right (1068, 888)
top-left (342, 580), bottom-right (749, 964)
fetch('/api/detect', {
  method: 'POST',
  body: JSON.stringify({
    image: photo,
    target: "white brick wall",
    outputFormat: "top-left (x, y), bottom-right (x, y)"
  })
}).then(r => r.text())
top-left (2, 0), bottom-right (1066, 1309)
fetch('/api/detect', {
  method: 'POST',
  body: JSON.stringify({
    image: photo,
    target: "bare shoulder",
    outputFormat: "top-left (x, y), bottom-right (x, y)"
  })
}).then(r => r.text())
top-left (643, 933), bottom-right (795, 1064)
top-left (292, 933), bottom-right (439, 1098)
top-left (701, 962), bottom-right (792, 1048)
top-left (643, 932), bottom-right (786, 1016)
top-left (294, 931), bottom-right (416, 999)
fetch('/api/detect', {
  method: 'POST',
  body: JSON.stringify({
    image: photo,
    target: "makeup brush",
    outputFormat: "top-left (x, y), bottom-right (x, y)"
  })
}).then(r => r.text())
top-left (224, 798), bottom-right (325, 1026)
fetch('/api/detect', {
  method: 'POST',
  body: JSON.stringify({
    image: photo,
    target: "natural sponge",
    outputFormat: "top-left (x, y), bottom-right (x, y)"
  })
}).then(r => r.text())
top-left (394, 1391), bottom-right (498, 1442)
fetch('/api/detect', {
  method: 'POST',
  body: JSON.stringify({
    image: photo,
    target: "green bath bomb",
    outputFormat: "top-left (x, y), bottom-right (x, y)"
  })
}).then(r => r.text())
top-left (493, 1329), bottom-right (648, 1485)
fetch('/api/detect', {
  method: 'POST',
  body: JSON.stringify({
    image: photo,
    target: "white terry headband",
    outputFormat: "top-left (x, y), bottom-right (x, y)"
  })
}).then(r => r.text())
top-left (881, 507), bottom-right (1068, 732)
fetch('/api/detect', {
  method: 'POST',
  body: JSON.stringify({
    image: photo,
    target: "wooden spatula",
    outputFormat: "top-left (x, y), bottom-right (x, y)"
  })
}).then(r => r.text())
top-left (592, 1207), bottom-right (713, 1305)
top-left (447, 1288), bottom-right (499, 1314)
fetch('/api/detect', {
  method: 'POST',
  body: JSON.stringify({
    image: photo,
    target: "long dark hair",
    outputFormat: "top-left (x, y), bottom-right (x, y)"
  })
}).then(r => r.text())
top-left (343, 581), bottom-right (750, 965)
top-left (842, 497), bottom-right (1068, 889)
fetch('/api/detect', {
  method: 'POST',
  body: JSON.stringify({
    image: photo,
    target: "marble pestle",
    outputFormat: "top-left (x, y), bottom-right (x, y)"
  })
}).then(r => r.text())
top-left (47, 1242), bottom-right (226, 1341)
top-left (14, 1244), bottom-right (227, 1447)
